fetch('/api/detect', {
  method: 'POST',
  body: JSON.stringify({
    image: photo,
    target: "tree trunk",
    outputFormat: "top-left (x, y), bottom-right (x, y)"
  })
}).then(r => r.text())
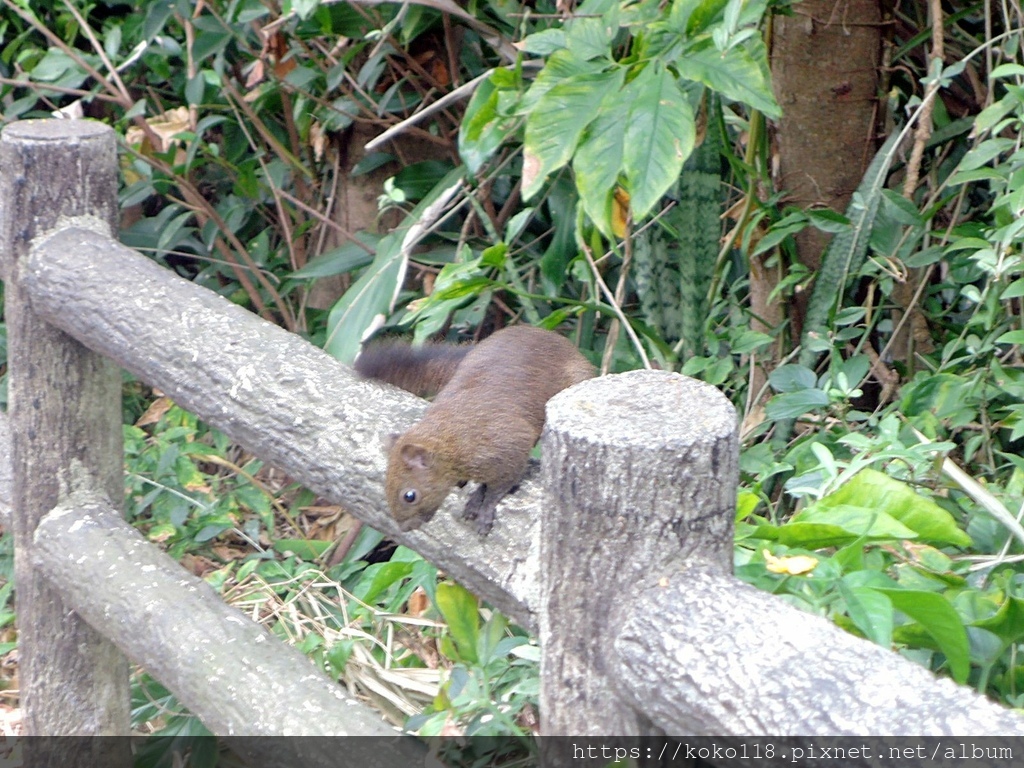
top-left (771, 0), bottom-right (882, 328)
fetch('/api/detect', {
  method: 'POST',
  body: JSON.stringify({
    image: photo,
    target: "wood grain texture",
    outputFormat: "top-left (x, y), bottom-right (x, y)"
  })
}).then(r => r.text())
top-left (1, 119), bottom-right (131, 740)
top-left (539, 370), bottom-right (738, 739)
top-left (33, 494), bottom-right (425, 758)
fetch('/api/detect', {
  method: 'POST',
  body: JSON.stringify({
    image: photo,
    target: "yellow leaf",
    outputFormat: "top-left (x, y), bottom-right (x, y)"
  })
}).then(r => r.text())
top-left (612, 187), bottom-right (630, 238)
top-left (763, 549), bottom-right (818, 575)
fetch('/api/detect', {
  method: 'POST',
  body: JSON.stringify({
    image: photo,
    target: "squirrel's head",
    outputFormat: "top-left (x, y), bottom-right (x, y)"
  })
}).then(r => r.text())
top-left (385, 436), bottom-right (454, 530)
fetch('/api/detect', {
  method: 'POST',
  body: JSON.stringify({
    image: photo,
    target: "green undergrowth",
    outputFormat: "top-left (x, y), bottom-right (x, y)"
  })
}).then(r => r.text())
top-left (117, 398), bottom-right (540, 757)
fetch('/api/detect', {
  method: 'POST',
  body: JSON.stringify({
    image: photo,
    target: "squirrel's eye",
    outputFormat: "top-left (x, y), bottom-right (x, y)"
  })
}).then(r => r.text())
top-left (402, 489), bottom-right (418, 504)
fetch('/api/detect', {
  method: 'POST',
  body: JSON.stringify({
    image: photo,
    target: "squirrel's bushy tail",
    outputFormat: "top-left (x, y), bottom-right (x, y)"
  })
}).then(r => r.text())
top-left (354, 340), bottom-right (470, 399)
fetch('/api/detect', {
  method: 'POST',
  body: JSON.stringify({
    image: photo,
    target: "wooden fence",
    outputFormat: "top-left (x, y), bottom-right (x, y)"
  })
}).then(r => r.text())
top-left (0, 119), bottom-right (1021, 765)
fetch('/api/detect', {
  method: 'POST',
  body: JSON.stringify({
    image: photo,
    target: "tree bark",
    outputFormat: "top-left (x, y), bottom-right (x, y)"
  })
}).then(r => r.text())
top-left (33, 494), bottom-right (425, 757)
top-left (0, 119), bottom-right (131, 745)
top-left (771, 0), bottom-right (882, 325)
top-left (616, 568), bottom-right (1024, 736)
top-left (539, 370), bottom-right (738, 745)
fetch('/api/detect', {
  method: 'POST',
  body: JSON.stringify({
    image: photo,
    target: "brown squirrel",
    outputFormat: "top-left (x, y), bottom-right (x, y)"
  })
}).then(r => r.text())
top-left (355, 325), bottom-right (594, 534)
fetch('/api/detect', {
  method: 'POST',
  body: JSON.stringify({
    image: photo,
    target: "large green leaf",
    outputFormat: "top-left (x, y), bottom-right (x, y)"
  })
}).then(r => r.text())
top-left (622, 65), bottom-right (696, 218)
top-left (565, 11), bottom-right (618, 62)
top-left (324, 168), bottom-right (465, 363)
top-left (523, 68), bottom-right (625, 200)
top-left (290, 232), bottom-right (379, 279)
top-left (435, 581), bottom-right (480, 664)
top-left (751, 521), bottom-right (867, 549)
top-left (794, 504), bottom-right (919, 539)
top-left (764, 389), bottom-right (831, 419)
top-left (573, 87), bottom-right (634, 236)
top-left (674, 39), bottom-right (780, 118)
top-left (877, 588), bottom-right (971, 684)
top-left (753, 502), bottom-right (918, 549)
top-left (273, 538), bottom-right (331, 560)
top-left (519, 49), bottom-right (605, 114)
top-left (669, 0), bottom-right (729, 35)
top-left (816, 469), bottom-right (972, 547)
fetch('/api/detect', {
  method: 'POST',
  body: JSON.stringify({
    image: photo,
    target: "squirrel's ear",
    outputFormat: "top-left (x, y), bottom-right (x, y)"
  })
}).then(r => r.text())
top-left (399, 442), bottom-right (432, 470)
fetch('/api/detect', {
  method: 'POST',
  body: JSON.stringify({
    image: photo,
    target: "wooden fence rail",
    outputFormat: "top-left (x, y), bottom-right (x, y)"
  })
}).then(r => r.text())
top-left (0, 119), bottom-right (1021, 765)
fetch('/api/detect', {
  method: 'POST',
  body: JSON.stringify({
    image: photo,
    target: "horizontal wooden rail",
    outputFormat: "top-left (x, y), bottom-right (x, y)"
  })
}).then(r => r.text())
top-left (21, 225), bottom-right (541, 631)
top-left (615, 568), bottom-right (1024, 736)
top-left (31, 493), bottom-right (424, 762)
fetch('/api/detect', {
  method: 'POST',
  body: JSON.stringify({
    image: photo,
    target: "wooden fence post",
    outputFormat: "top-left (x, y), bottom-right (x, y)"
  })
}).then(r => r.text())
top-left (539, 369), bottom-right (738, 739)
top-left (1, 120), bottom-right (131, 745)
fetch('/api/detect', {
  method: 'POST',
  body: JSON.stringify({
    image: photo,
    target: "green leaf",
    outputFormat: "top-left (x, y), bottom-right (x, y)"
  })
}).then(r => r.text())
top-left (291, 233), bottom-right (379, 278)
top-left (353, 561), bottom-right (414, 604)
top-left (839, 580), bottom-right (893, 648)
top-left (674, 40), bottom-right (780, 118)
top-left (671, 0), bottom-right (730, 34)
top-left (816, 469), bottom-right (972, 547)
top-left (520, 49), bottom-right (605, 114)
top-left (876, 589), bottom-right (970, 683)
top-left (794, 128), bottom-right (902, 376)
top-left (292, 0), bottom-right (323, 20)
top-left (566, 14), bottom-right (617, 61)
top-left (622, 65), bottom-right (696, 218)
top-left (523, 68), bottom-right (625, 200)
top-left (794, 504), bottom-right (919, 540)
top-left (519, 28), bottom-right (568, 55)
top-left (769, 363), bottom-right (817, 392)
top-left (324, 168), bottom-right (465, 362)
top-left (273, 538), bottom-right (331, 560)
top-left (972, 596), bottom-right (1024, 653)
top-left (750, 521), bottom-right (859, 549)
top-left (999, 278), bottom-right (1024, 300)
top-left (325, 639), bottom-right (355, 679)
top-left (956, 138), bottom-right (1014, 171)
top-left (435, 582), bottom-right (480, 664)
top-left (459, 71), bottom-right (521, 174)
top-left (764, 389), bottom-right (830, 419)
top-left (476, 612), bottom-right (509, 665)
top-left (990, 63), bottom-right (1024, 79)
top-left (973, 94), bottom-right (1020, 134)
top-left (194, 521), bottom-right (232, 543)
top-left (573, 87), bottom-right (634, 236)
top-left (995, 330), bottom-right (1024, 345)
top-left (807, 208), bottom-right (853, 232)
top-left (185, 72), bottom-right (205, 106)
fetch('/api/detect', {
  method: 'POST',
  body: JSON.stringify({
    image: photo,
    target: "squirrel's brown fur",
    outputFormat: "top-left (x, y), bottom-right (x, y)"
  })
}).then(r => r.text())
top-left (355, 325), bottom-right (594, 533)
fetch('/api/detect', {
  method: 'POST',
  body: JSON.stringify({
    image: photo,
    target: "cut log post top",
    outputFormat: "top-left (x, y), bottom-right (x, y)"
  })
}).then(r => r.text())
top-left (538, 370), bottom-right (739, 737)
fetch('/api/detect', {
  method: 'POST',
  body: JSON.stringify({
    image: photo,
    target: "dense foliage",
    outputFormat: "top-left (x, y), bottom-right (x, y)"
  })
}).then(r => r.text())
top-left (2, 0), bottom-right (1024, 748)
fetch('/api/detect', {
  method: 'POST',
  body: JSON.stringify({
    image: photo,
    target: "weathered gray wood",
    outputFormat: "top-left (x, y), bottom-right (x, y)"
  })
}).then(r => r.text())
top-left (539, 370), bottom-right (738, 737)
top-left (0, 119), bottom-right (131, 740)
top-left (33, 494), bottom-right (426, 762)
top-left (0, 410), bottom-right (10, 520)
top-left (22, 226), bottom-right (541, 631)
top-left (615, 567), bottom-right (1024, 735)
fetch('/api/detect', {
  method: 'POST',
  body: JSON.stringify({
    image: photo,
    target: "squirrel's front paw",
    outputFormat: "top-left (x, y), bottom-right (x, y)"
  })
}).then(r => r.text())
top-left (461, 485), bottom-right (495, 535)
